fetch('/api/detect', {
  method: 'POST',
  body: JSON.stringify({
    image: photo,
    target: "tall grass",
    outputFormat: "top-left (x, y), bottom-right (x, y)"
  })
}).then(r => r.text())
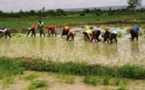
top-left (0, 57), bottom-right (145, 80)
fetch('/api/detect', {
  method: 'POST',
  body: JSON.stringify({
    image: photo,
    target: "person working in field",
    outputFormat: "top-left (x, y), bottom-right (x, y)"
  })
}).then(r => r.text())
top-left (48, 24), bottom-right (57, 37)
top-left (66, 30), bottom-right (74, 41)
top-left (91, 29), bottom-right (101, 42)
top-left (26, 24), bottom-right (36, 37)
top-left (0, 27), bottom-right (11, 38)
top-left (102, 28), bottom-right (110, 43)
top-left (130, 26), bottom-right (140, 41)
top-left (110, 28), bottom-right (118, 44)
top-left (82, 29), bottom-right (92, 41)
top-left (38, 20), bottom-right (45, 37)
top-left (61, 25), bottom-right (70, 37)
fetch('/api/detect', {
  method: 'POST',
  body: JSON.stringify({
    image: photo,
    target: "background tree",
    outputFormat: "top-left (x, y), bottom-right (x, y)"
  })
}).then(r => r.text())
top-left (127, 0), bottom-right (142, 10)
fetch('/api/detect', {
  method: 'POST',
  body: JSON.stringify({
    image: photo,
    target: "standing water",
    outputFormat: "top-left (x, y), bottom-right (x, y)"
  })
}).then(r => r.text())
top-left (0, 26), bottom-right (145, 67)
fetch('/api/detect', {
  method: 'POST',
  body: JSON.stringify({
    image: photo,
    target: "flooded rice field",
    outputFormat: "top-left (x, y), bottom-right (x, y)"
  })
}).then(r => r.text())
top-left (0, 25), bottom-right (145, 67)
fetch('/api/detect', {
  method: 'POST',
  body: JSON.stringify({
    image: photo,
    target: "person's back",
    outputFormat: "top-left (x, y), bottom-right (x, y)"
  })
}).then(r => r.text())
top-left (61, 26), bottom-right (70, 37)
top-left (67, 30), bottom-right (74, 41)
top-left (112, 29), bottom-right (118, 34)
top-left (85, 29), bottom-right (92, 36)
top-left (133, 27), bottom-right (139, 33)
top-left (50, 25), bottom-right (55, 31)
top-left (31, 25), bottom-right (36, 30)
top-left (48, 24), bottom-right (57, 37)
top-left (130, 27), bottom-right (140, 41)
top-left (31, 24), bottom-right (36, 37)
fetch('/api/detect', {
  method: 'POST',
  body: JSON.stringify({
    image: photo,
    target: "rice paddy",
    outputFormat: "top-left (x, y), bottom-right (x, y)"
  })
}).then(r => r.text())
top-left (0, 25), bottom-right (145, 90)
top-left (0, 25), bottom-right (145, 67)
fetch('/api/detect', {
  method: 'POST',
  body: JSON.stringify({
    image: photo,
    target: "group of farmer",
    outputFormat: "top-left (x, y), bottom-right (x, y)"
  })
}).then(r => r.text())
top-left (26, 20), bottom-right (46, 37)
top-left (83, 26), bottom-right (140, 44)
top-left (0, 20), bottom-right (140, 44)
top-left (26, 20), bottom-right (74, 41)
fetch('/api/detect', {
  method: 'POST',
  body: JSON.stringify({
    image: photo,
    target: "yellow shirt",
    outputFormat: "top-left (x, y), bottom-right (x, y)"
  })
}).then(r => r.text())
top-left (85, 29), bottom-right (92, 35)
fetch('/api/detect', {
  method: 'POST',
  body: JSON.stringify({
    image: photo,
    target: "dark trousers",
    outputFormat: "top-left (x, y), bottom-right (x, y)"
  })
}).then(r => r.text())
top-left (61, 29), bottom-right (68, 37)
top-left (40, 30), bottom-right (45, 37)
top-left (67, 34), bottom-right (74, 41)
top-left (5, 32), bottom-right (11, 38)
top-left (131, 33), bottom-right (138, 41)
top-left (31, 29), bottom-right (36, 37)
top-left (48, 29), bottom-right (57, 37)
top-left (110, 33), bottom-right (117, 44)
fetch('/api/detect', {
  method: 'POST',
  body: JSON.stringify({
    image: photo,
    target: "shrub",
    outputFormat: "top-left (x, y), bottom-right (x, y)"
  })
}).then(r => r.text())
top-left (80, 13), bottom-right (85, 16)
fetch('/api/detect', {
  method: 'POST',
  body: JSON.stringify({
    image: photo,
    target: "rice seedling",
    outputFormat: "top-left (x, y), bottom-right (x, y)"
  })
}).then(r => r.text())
top-left (118, 31), bottom-right (123, 38)
top-left (2, 76), bottom-right (16, 88)
top-left (83, 75), bottom-right (100, 86)
top-left (81, 26), bottom-right (86, 29)
top-left (114, 78), bottom-right (121, 86)
top-left (24, 73), bottom-right (39, 80)
top-left (117, 86), bottom-right (127, 90)
top-left (57, 74), bottom-right (75, 84)
top-left (28, 80), bottom-right (48, 90)
top-left (89, 26), bottom-right (94, 30)
top-left (102, 76), bottom-right (111, 85)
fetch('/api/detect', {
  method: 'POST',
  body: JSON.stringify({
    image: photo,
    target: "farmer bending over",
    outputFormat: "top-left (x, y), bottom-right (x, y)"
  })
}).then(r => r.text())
top-left (130, 26), bottom-right (140, 41)
top-left (0, 27), bottom-right (11, 38)
top-left (48, 24), bottom-right (57, 37)
top-left (66, 30), bottom-right (74, 41)
top-left (61, 26), bottom-right (70, 37)
top-left (83, 29), bottom-right (92, 41)
top-left (26, 24), bottom-right (36, 37)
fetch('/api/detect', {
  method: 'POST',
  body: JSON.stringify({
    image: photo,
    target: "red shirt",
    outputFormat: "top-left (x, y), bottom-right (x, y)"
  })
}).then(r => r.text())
top-left (69, 30), bottom-right (74, 35)
top-left (50, 25), bottom-right (55, 30)
top-left (31, 25), bottom-right (36, 29)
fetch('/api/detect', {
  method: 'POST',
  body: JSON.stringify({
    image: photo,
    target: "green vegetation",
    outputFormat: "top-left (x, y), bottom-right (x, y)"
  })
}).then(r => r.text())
top-left (0, 57), bottom-right (145, 80)
top-left (127, 0), bottom-right (142, 10)
top-left (84, 76), bottom-right (100, 86)
top-left (0, 10), bottom-right (145, 29)
top-left (28, 80), bottom-right (48, 90)
top-left (24, 73), bottom-right (39, 80)
top-left (57, 74), bottom-right (75, 84)
top-left (117, 86), bottom-right (127, 90)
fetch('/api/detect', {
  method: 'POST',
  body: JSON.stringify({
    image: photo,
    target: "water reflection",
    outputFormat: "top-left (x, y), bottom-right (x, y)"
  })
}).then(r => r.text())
top-left (101, 44), bottom-right (118, 57)
top-left (39, 38), bottom-right (45, 55)
top-left (131, 42), bottom-right (140, 53)
top-left (131, 42), bottom-right (140, 59)
top-left (31, 38), bottom-right (37, 50)
top-left (0, 39), bottom-right (12, 56)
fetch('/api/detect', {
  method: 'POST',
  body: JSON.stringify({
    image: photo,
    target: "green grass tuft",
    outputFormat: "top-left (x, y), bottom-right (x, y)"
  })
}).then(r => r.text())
top-left (24, 73), bottom-right (39, 80)
top-left (28, 80), bottom-right (48, 90)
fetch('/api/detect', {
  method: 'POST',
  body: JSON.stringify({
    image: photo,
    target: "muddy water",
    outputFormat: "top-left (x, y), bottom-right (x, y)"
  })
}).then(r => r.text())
top-left (0, 26), bottom-right (145, 67)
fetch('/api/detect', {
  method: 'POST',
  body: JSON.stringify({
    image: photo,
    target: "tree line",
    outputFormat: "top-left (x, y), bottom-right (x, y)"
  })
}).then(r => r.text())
top-left (0, 0), bottom-right (143, 18)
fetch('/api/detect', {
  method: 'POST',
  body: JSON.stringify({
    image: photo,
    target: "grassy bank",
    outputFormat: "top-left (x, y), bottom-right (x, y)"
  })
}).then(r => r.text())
top-left (0, 57), bottom-right (145, 80)
top-left (0, 13), bottom-right (145, 28)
